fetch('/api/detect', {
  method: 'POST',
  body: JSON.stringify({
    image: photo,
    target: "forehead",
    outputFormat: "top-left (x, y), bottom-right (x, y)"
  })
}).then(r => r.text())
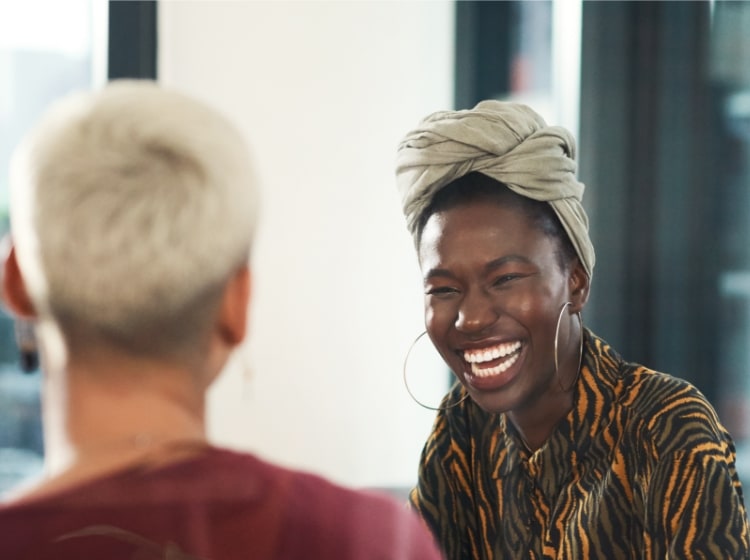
top-left (417, 199), bottom-right (555, 269)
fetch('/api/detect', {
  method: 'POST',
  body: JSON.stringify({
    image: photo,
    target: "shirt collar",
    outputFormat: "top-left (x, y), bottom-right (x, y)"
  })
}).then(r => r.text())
top-left (491, 329), bottom-right (623, 499)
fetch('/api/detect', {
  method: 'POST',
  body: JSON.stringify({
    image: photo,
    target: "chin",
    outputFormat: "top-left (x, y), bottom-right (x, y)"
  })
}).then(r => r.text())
top-left (467, 391), bottom-right (514, 415)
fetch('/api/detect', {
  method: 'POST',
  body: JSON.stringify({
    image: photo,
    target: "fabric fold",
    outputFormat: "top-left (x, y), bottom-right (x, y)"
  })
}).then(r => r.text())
top-left (396, 99), bottom-right (595, 279)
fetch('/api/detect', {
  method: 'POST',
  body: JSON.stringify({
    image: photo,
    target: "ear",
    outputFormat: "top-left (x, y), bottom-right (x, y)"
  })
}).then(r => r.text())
top-left (1, 243), bottom-right (37, 320)
top-left (567, 258), bottom-right (590, 313)
top-left (216, 265), bottom-right (251, 347)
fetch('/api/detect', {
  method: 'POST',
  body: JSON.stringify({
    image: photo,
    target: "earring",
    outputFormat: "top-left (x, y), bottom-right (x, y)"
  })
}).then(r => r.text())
top-left (237, 344), bottom-right (255, 401)
top-left (554, 302), bottom-right (584, 392)
top-left (403, 331), bottom-right (469, 411)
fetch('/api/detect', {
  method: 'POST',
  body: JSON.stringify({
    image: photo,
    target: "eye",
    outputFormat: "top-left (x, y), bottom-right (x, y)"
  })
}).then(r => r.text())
top-left (425, 286), bottom-right (460, 297)
top-left (492, 274), bottom-right (522, 287)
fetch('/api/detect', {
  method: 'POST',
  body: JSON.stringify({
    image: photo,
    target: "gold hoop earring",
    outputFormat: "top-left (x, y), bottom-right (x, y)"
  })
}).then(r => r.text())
top-left (403, 331), bottom-right (469, 411)
top-left (554, 302), bottom-right (584, 392)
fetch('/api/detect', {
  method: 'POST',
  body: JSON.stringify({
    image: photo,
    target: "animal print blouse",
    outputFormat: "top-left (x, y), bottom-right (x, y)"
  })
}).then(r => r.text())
top-left (410, 330), bottom-right (750, 559)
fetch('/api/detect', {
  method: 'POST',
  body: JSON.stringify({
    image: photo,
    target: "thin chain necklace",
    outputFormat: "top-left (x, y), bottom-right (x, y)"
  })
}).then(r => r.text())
top-left (71, 433), bottom-right (209, 469)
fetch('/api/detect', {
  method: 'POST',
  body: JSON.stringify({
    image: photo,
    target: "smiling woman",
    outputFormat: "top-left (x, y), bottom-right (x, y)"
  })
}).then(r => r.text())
top-left (417, 175), bottom-right (586, 436)
top-left (395, 100), bottom-right (750, 559)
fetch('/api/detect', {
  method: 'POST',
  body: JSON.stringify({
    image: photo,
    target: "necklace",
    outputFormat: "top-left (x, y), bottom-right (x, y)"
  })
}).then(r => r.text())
top-left (11, 435), bottom-right (209, 505)
top-left (70, 433), bottom-right (209, 471)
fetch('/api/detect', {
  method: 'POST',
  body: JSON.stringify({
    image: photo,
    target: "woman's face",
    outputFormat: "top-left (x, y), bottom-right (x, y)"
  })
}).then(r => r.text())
top-left (418, 198), bottom-right (585, 414)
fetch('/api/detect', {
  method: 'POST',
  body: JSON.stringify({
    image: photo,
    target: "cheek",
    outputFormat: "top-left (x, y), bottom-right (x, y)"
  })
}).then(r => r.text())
top-left (514, 298), bottom-right (535, 316)
top-left (513, 300), bottom-right (554, 327)
top-left (423, 302), bottom-right (439, 331)
top-left (424, 299), bottom-right (454, 333)
top-left (505, 283), bottom-right (562, 321)
top-left (495, 290), bottom-right (542, 325)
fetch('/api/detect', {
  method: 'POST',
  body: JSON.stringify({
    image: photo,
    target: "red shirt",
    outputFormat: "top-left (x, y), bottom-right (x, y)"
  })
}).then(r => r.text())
top-left (0, 447), bottom-right (443, 559)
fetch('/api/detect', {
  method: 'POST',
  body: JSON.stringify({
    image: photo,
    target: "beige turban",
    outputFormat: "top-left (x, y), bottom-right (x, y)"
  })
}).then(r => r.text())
top-left (396, 100), bottom-right (595, 279)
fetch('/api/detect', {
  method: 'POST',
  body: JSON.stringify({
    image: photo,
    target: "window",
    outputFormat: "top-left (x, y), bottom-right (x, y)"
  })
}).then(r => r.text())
top-left (579, 1), bottom-right (750, 481)
top-left (0, 0), bottom-right (107, 495)
top-left (456, 1), bottom-right (750, 483)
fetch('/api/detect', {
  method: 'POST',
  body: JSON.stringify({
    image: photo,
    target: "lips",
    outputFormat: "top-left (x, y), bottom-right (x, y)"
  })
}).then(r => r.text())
top-left (461, 341), bottom-right (522, 380)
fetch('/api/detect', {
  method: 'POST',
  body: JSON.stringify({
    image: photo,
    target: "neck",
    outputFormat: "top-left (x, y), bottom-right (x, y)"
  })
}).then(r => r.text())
top-left (507, 321), bottom-right (583, 452)
top-left (507, 389), bottom-right (574, 452)
top-left (41, 347), bottom-right (210, 480)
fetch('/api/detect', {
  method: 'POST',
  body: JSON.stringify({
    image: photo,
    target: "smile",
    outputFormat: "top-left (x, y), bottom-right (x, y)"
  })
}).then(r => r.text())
top-left (463, 341), bottom-right (522, 378)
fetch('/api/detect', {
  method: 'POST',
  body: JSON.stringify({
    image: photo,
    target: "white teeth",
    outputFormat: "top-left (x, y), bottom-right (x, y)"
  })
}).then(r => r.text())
top-left (463, 341), bottom-right (521, 364)
top-left (470, 351), bottom-right (520, 378)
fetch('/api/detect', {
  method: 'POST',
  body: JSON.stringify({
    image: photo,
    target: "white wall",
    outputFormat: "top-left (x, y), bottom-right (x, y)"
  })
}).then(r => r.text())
top-left (159, 0), bottom-right (455, 488)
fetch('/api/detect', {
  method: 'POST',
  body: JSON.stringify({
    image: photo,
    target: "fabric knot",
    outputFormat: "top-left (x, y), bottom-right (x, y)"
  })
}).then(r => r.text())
top-left (396, 99), bottom-right (595, 279)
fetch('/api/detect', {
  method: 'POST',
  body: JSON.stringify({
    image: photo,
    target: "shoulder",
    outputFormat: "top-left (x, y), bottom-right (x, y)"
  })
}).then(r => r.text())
top-left (230, 451), bottom-right (441, 559)
top-left (585, 331), bottom-right (733, 457)
top-left (586, 332), bottom-right (726, 443)
top-left (0, 447), bottom-right (442, 560)
top-left (615, 363), bottom-right (731, 455)
top-left (421, 384), bottom-right (495, 462)
top-left (415, 384), bottom-right (502, 495)
top-left (618, 365), bottom-right (717, 424)
top-left (435, 383), bottom-right (494, 436)
top-left (204, 447), bottom-right (416, 519)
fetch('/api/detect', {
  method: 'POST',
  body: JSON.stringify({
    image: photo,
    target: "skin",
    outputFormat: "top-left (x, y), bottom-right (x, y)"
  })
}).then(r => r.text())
top-left (1, 244), bottom-right (251, 503)
top-left (418, 198), bottom-right (589, 451)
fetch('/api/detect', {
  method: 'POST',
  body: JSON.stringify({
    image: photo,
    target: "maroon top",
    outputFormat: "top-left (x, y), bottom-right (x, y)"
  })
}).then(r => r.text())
top-left (0, 447), bottom-right (443, 559)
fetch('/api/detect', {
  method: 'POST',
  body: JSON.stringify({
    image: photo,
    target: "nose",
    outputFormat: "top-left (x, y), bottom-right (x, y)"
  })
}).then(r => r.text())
top-left (455, 287), bottom-right (498, 334)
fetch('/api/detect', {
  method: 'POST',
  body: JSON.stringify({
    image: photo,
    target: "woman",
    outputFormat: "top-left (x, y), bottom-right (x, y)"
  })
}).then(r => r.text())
top-left (395, 100), bottom-right (749, 559)
top-left (0, 81), bottom-right (443, 560)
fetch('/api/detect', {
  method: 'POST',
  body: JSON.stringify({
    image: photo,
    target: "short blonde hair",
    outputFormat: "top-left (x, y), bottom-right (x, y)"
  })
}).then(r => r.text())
top-left (10, 80), bottom-right (259, 356)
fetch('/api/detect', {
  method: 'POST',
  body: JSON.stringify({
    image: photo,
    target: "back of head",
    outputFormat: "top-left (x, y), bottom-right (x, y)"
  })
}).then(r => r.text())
top-left (10, 80), bottom-right (259, 359)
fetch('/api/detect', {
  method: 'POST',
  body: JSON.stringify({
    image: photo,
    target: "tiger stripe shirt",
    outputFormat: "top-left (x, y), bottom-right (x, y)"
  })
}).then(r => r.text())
top-left (410, 330), bottom-right (750, 559)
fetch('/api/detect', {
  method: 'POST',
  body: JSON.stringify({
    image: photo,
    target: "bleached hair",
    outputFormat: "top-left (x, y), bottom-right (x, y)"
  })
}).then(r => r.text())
top-left (10, 80), bottom-right (259, 355)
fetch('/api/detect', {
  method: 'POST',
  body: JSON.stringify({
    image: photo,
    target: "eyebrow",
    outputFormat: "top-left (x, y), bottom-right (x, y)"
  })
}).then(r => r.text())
top-left (484, 254), bottom-right (531, 271)
top-left (423, 268), bottom-right (455, 281)
top-left (423, 254), bottom-right (531, 281)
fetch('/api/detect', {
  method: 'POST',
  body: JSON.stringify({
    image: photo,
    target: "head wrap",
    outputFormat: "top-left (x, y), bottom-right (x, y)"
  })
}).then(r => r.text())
top-left (396, 100), bottom-right (595, 279)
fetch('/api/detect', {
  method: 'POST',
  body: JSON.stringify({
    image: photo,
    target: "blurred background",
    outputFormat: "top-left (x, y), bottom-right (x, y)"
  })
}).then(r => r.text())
top-left (0, 0), bottom-right (748, 496)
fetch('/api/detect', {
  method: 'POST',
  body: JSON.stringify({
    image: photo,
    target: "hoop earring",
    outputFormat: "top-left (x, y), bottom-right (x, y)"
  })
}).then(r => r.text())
top-left (554, 302), bottom-right (584, 392)
top-left (403, 331), bottom-right (469, 411)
